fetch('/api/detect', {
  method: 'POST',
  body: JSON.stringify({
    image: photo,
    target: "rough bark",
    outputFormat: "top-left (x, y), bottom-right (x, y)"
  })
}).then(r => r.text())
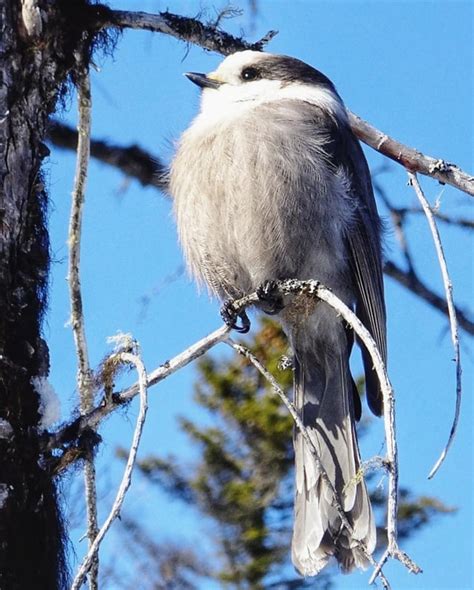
top-left (0, 1), bottom-right (106, 587)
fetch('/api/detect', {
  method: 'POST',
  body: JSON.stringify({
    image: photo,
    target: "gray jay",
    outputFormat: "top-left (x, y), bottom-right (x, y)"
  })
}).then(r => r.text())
top-left (170, 50), bottom-right (386, 576)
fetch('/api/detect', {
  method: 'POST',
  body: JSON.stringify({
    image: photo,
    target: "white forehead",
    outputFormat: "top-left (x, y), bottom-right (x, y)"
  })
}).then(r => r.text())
top-left (212, 50), bottom-right (273, 78)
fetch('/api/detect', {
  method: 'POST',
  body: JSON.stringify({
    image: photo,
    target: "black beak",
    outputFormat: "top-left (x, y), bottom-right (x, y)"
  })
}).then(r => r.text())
top-left (184, 72), bottom-right (222, 89)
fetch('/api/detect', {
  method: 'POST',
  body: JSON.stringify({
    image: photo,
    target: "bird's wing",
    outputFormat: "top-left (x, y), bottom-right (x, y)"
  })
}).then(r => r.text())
top-left (317, 110), bottom-right (387, 416)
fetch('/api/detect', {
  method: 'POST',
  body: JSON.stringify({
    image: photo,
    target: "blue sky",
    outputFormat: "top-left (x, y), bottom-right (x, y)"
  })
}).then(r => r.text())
top-left (46, 1), bottom-right (473, 588)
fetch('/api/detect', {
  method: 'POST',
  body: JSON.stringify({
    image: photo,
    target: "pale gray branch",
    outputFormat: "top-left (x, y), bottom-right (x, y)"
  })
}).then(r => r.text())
top-left (68, 65), bottom-right (92, 407)
top-left (226, 338), bottom-right (353, 530)
top-left (407, 173), bottom-right (463, 479)
top-left (71, 348), bottom-right (149, 590)
top-left (349, 111), bottom-right (474, 196)
top-left (47, 324), bottom-right (231, 458)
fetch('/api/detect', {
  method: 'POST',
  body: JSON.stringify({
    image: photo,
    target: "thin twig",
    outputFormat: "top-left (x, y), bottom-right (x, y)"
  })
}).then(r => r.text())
top-left (391, 206), bottom-right (474, 230)
top-left (227, 337), bottom-right (394, 586)
top-left (384, 260), bottom-right (473, 336)
top-left (68, 59), bottom-right (99, 589)
top-left (349, 111), bottom-right (474, 196)
top-left (70, 349), bottom-right (149, 590)
top-left (374, 180), bottom-right (416, 274)
top-left (69, 67), bottom-right (93, 406)
top-left (226, 338), bottom-right (354, 532)
top-left (407, 173), bottom-right (463, 479)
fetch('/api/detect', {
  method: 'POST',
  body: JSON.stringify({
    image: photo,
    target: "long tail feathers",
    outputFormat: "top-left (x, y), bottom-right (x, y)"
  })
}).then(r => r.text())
top-left (291, 335), bottom-right (376, 576)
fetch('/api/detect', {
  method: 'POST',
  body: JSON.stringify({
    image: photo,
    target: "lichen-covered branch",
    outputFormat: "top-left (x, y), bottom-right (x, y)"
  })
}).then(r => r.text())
top-left (96, 9), bottom-right (277, 55)
top-left (68, 67), bottom-right (93, 408)
top-left (68, 60), bottom-right (99, 590)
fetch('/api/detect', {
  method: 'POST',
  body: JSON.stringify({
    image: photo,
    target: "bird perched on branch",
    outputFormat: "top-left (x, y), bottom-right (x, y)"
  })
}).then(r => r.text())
top-left (170, 50), bottom-right (386, 576)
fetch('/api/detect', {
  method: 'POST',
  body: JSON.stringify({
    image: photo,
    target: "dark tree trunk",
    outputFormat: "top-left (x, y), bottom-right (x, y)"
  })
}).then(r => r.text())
top-left (0, 1), bottom-right (105, 587)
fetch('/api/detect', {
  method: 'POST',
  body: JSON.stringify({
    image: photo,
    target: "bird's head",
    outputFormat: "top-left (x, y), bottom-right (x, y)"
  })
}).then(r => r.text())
top-left (184, 51), bottom-right (346, 129)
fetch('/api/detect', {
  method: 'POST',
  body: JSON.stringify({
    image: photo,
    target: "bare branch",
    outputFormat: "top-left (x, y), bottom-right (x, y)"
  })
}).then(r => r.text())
top-left (48, 120), bottom-right (168, 191)
top-left (70, 348), bottom-right (149, 590)
top-left (391, 206), bottom-right (474, 230)
top-left (226, 338), bottom-right (353, 530)
top-left (384, 261), bottom-right (474, 336)
top-left (349, 111), bottom-right (474, 196)
top-left (97, 9), bottom-right (277, 55)
top-left (374, 180), bottom-right (417, 274)
top-left (407, 173), bottom-right (463, 479)
top-left (68, 60), bottom-right (99, 589)
top-left (46, 325), bottom-right (231, 462)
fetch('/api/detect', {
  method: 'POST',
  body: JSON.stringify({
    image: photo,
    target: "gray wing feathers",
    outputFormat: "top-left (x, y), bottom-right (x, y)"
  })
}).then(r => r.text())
top-left (349, 217), bottom-right (387, 416)
top-left (334, 124), bottom-right (387, 416)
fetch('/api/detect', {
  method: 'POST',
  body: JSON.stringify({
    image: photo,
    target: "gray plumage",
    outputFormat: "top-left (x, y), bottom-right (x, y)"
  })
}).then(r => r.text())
top-left (170, 50), bottom-right (386, 576)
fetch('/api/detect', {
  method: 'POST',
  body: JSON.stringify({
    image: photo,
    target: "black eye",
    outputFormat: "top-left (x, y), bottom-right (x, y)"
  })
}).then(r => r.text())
top-left (241, 67), bottom-right (260, 82)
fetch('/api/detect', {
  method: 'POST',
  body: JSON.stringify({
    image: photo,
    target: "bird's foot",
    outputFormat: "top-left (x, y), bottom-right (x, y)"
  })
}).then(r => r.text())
top-left (220, 300), bottom-right (251, 333)
top-left (257, 280), bottom-right (284, 315)
top-left (278, 355), bottom-right (294, 371)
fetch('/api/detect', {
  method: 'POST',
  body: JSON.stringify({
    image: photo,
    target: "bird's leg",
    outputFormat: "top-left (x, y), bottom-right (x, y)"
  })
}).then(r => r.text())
top-left (220, 300), bottom-right (251, 333)
top-left (257, 280), bottom-right (285, 315)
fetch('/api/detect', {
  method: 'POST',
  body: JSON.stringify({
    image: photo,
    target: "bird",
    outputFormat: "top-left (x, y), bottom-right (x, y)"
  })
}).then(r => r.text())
top-left (169, 50), bottom-right (386, 577)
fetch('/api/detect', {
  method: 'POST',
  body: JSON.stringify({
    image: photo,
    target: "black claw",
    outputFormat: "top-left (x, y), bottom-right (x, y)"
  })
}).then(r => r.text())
top-left (236, 311), bottom-right (251, 333)
top-left (220, 301), bottom-right (251, 333)
top-left (257, 280), bottom-right (284, 315)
